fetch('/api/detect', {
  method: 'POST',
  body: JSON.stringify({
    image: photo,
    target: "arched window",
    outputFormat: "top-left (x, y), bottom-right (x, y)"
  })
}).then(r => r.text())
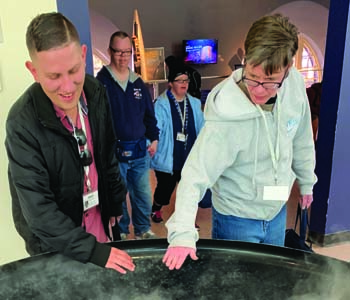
top-left (294, 35), bottom-right (323, 87)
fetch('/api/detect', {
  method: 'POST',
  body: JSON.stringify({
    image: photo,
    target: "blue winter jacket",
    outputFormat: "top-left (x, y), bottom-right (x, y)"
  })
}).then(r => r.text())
top-left (151, 91), bottom-right (204, 173)
top-left (96, 66), bottom-right (159, 142)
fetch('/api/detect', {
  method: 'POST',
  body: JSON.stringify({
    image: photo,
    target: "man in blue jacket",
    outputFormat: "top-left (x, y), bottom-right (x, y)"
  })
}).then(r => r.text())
top-left (96, 31), bottom-right (159, 240)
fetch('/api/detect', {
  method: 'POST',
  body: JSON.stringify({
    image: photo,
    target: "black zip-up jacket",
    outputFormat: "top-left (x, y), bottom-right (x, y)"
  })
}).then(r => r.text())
top-left (5, 75), bottom-right (126, 267)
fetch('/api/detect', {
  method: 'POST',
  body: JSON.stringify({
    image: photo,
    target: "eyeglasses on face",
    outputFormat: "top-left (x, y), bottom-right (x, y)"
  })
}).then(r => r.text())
top-left (242, 69), bottom-right (288, 90)
top-left (74, 128), bottom-right (93, 167)
top-left (173, 79), bottom-right (190, 84)
top-left (109, 46), bottom-right (132, 56)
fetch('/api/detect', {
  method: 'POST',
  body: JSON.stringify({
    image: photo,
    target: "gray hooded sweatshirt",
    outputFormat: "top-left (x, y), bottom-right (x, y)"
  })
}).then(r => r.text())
top-left (166, 66), bottom-right (317, 249)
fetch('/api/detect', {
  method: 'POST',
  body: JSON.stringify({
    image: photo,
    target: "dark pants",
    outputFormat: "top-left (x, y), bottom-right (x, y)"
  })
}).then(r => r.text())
top-left (153, 170), bottom-right (181, 206)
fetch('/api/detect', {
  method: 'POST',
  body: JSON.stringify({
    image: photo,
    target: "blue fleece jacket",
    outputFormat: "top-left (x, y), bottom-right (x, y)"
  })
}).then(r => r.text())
top-left (96, 66), bottom-right (159, 142)
top-left (151, 91), bottom-right (204, 173)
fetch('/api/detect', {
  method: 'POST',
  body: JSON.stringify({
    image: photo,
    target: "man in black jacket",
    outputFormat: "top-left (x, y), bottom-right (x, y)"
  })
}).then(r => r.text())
top-left (5, 12), bottom-right (135, 274)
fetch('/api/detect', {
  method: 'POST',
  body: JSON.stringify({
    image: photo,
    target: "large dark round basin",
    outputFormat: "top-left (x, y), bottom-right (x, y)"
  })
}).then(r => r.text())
top-left (0, 239), bottom-right (349, 299)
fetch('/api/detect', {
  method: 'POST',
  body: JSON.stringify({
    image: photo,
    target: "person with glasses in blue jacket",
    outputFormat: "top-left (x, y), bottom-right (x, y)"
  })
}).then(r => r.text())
top-left (5, 12), bottom-right (135, 274)
top-left (163, 13), bottom-right (317, 270)
top-left (96, 31), bottom-right (159, 240)
top-left (150, 65), bottom-right (209, 226)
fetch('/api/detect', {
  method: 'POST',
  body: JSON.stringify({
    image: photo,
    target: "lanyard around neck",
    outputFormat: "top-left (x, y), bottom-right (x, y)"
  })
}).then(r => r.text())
top-left (68, 95), bottom-right (92, 191)
top-left (256, 102), bottom-right (280, 183)
top-left (167, 90), bottom-right (188, 133)
top-left (78, 98), bottom-right (92, 191)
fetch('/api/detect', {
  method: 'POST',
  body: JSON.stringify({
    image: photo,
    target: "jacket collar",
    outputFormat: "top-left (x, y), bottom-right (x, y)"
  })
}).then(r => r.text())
top-left (31, 74), bottom-right (99, 133)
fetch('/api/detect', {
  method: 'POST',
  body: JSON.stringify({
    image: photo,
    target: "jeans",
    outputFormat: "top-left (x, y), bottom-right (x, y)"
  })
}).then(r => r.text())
top-left (118, 155), bottom-right (152, 235)
top-left (212, 205), bottom-right (287, 246)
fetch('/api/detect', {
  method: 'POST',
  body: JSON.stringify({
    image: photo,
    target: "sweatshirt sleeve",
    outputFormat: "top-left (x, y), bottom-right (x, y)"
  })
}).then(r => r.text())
top-left (292, 77), bottom-right (317, 195)
top-left (166, 122), bottom-right (237, 248)
top-left (142, 81), bottom-right (159, 142)
top-left (189, 96), bottom-right (205, 135)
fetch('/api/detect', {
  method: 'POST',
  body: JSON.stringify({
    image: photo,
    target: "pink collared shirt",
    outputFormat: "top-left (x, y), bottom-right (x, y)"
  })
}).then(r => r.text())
top-left (54, 98), bottom-right (109, 243)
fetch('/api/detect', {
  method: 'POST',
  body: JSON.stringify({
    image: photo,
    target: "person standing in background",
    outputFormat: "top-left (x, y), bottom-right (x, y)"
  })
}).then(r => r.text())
top-left (150, 65), bottom-right (206, 225)
top-left (306, 81), bottom-right (322, 141)
top-left (165, 55), bottom-right (202, 100)
top-left (162, 13), bottom-right (317, 270)
top-left (5, 12), bottom-right (135, 274)
top-left (96, 31), bottom-right (159, 240)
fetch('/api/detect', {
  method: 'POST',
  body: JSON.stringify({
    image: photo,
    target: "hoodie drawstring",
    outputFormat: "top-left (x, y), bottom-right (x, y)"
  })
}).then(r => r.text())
top-left (252, 118), bottom-right (259, 187)
top-left (256, 103), bottom-right (280, 184)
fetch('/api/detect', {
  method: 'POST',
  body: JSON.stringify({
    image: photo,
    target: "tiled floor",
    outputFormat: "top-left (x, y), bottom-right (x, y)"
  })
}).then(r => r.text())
top-left (124, 170), bottom-right (350, 263)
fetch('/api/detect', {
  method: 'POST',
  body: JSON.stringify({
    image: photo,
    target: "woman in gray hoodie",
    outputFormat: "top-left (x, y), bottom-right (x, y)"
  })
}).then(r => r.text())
top-left (163, 13), bottom-right (317, 270)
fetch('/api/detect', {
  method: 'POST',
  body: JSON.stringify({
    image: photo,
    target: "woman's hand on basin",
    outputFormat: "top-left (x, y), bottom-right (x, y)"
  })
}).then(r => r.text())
top-left (162, 246), bottom-right (198, 270)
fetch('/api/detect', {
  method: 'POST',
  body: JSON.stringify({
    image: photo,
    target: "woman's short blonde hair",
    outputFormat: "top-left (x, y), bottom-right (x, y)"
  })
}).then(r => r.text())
top-left (244, 14), bottom-right (299, 75)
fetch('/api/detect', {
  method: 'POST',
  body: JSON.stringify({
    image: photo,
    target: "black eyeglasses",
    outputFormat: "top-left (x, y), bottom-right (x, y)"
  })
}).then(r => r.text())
top-left (173, 79), bottom-right (190, 84)
top-left (109, 46), bottom-right (132, 56)
top-left (74, 128), bottom-right (93, 167)
top-left (242, 69), bottom-right (288, 90)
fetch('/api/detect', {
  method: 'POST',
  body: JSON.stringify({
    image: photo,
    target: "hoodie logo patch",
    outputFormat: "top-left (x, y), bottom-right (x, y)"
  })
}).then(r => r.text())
top-left (134, 88), bottom-right (142, 100)
top-left (286, 118), bottom-right (298, 135)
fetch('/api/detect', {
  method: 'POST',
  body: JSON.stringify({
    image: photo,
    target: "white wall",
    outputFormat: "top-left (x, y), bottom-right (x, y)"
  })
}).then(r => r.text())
top-left (89, 9), bottom-right (119, 63)
top-left (272, 1), bottom-right (329, 69)
top-left (0, 0), bottom-right (57, 265)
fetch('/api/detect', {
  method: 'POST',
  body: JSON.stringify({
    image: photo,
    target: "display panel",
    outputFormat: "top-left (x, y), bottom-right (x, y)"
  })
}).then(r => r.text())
top-left (183, 39), bottom-right (218, 65)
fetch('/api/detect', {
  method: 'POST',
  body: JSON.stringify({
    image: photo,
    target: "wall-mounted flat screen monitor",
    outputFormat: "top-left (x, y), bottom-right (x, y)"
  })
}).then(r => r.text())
top-left (183, 39), bottom-right (218, 65)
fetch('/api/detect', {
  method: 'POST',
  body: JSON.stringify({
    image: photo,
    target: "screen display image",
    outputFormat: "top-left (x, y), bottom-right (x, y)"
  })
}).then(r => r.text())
top-left (183, 39), bottom-right (218, 65)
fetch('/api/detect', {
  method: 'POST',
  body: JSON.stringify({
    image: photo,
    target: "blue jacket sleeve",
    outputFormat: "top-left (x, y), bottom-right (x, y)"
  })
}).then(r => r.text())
top-left (142, 82), bottom-right (159, 141)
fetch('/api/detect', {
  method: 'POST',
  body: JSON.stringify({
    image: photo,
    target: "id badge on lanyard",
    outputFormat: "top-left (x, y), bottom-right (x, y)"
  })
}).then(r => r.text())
top-left (263, 186), bottom-right (289, 201)
top-left (83, 190), bottom-right (99, 211)
top-left (172, 91), bottom-right (188, 144)
top-left (176, 132), bottom-right (187, 142)
top-left (76, 95), bottom-right (99, 211)
top-left (257, 103), bottom-right (288, 201)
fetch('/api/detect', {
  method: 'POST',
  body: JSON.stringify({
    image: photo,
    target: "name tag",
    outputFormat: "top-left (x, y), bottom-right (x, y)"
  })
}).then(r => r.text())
top-left (263, 186), bottom-right (289, 201)
top-left (122, 150), bottom-right (133, 157)
top-left (176, 132), bottom-right (187, 142)
top-left (83, 190), bottom-right (99, 211)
